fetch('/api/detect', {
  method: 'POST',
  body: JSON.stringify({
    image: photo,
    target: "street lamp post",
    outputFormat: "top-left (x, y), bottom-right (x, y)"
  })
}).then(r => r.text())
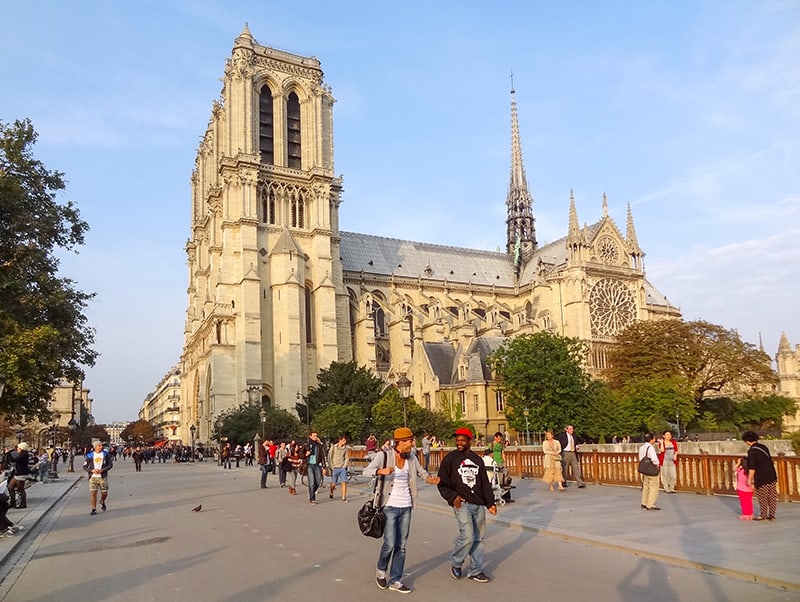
top-left (51, 411), bottom-right (61, 447)
top-left (189, 424), bottom-right (196, 462)
top-left (259, 408), bottom-right (267, 439)
top-left (523, 407), bottom-right (530, 446)
top-left (397, 374), bottom-right (412, 427)
top-left (67, 417), bottom-right (78, 471)
top-left (16, 429), bottom-right (25, 444)
top-left (676, 412), bottom-right (681, 440)
top-left (0, 372), bottom-right (6, 398)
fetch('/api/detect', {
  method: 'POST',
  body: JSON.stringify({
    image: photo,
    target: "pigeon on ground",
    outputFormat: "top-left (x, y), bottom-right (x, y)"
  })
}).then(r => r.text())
top-left (191, 504), bottom-right (202, 512)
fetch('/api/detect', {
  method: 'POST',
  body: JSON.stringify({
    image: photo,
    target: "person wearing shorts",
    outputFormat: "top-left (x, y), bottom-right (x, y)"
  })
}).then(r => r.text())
top-left (327, 435), bottom-right (350, 502)
top-left (84, 441), bottom-right (113, 515)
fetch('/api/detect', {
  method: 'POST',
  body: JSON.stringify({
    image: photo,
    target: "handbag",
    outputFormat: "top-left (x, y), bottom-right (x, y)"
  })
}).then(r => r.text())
top-left (637, 455), bottom-right (660, 476)
top-left (357, 451), bottom-right (387, 538)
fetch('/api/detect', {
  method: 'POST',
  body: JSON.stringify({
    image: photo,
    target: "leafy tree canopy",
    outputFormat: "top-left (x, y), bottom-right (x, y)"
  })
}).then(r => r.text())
top-left (732, 394), bottom-right (797, 433)
top-left (370, 389), bottom-right (456, 444)
top-left (313, 404), bottom-right (365, 443)
top-left (296, 361), bottom-right (385, 425)
top-left (614, 376), bottom-right (697, 437)
top-left (607, 320), bottom-right (776, 404)
top-left (0, 119), bottom-right (97, 420)
top-left (489, 331), bottom-right (593, 434)
top-left (120, 419), bottom-right (156, 444)
top-left (213, 401), bottom-right (302, 445)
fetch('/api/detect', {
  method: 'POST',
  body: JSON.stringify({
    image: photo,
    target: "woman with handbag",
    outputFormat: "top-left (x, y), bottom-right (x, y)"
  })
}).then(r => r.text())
top-left (363, 427), bottom-right (439, 594)
top-left (638, 433), bottom-right (661, 510)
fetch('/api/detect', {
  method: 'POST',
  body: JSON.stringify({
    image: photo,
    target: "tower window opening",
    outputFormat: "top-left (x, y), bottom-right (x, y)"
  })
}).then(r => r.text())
top-left (287, 92), bottom-right (301, 169)
top-left (259, 86), bottom-right (274, 165)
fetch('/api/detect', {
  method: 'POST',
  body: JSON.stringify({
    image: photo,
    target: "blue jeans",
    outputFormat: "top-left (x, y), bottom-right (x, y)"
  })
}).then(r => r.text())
top-left (307, 464), bottom-right (322, 502)
top-left (259, 463), bottom-right (269, 487)
top-left (378, 506), bottom-right (412, 585)
top-left (451, 502), bottom-right (486, 576)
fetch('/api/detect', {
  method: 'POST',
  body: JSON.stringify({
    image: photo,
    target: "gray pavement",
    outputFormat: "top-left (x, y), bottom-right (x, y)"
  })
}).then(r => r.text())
top-left (0, 470), bottom-right (83, 566)
top-left (2, 462), bottom-right (799, 594)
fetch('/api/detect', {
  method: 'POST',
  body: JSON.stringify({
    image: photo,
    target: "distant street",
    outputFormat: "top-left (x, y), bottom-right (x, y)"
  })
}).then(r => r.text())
top-left (1, 458), bottom-right (795, 602)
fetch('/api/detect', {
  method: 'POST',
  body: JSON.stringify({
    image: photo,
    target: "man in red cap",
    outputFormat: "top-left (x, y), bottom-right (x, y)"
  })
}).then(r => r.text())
top-left (437, 427), bottom-right (496, 584)
top-left (363, 426), bottom-right (440, 594)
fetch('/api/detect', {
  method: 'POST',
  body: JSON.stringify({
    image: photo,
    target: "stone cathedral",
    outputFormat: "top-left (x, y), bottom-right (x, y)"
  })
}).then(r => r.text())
top-left (180, 26), bottom-right (680, 443)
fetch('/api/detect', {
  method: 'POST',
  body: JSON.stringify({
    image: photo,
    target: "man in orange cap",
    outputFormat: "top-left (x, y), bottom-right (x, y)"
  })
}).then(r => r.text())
top-left (364, 426), bottom-right (440, 594)
top-left (437, 427), bottom-right (496, 584)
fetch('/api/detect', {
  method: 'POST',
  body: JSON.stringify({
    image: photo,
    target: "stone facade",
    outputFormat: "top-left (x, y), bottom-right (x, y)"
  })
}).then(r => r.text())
top-left (777, 333), bottom-right (800, 432)
top-left (180, 28), bottom-right (681, 444)
top-left (139, 365), bottom-right (182, 442)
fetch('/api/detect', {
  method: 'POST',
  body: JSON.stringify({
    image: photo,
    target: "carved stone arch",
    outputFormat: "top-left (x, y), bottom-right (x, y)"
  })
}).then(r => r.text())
top-left (281, 80), bottom-right (312, 102)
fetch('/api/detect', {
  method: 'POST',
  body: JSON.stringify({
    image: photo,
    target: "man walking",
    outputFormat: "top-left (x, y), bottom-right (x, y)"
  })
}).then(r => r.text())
top-left (305, 431), bottom-right (327, 505)
top-left (556, 425), bottom-right (585, 488)
top-left (437, 427), bottom-right (496, 584)
top-left (84, 441), bottom-right (113, 515)
top-left (421, 432), bottom-right (432, 471)
top-left (327, 435), bottom-right (350, 502)
top-left (257, 439), bottom-right (270, 488)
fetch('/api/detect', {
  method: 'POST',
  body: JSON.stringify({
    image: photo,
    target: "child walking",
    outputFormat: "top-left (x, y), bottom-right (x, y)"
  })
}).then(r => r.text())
top-left (735, 457), bottom-right (753, 520)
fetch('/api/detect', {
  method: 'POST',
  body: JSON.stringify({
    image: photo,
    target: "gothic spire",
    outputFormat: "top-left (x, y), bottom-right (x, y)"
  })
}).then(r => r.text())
top-left (506, 79), bottom-right (536, 258)
top-left (568, 189), bottom-right (580, 237)
top-left (626, 202), bottom-right (641, 252)
top-left (778, 332), bottom-right (791, 354)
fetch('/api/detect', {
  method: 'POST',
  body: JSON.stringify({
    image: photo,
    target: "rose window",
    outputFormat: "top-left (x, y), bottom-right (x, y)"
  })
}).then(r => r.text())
top-left (589, 278), bottom-right (636, 337)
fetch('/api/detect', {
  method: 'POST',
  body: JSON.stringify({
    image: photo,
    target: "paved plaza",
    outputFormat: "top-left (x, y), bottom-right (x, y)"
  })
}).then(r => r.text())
top-left (1, 458), bottom-right (798, 601)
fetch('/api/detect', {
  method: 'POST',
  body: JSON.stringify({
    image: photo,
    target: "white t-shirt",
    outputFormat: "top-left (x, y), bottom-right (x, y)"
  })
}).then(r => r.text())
top-left (385, 461), bottom-right (412, 508)
top-left (91, 453), bottom-right (105, 479)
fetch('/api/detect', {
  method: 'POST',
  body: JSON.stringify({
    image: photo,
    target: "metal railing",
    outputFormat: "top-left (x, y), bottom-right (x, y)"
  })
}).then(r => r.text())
top-left (350, 448), bottom-right (800, 502)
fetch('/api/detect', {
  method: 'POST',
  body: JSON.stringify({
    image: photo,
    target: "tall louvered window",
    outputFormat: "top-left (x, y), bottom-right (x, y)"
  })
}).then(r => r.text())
top-left (287, 92), bottom-right (301, 169)
top-left (259, 86), bottom-right (274, 164)
top-left (304, 285), bottom-right (313, 344)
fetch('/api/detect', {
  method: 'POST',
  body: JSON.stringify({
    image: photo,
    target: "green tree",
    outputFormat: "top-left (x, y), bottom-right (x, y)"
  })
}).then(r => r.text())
top-left (370, 389), bottom-right (455, 443)
top-left (615, 376), bottom-right (696, 436)
top-left (296, 360), bottom-right (385, 427)
top-left (607, 320), bottom-right (777, 405)
top-left (489, 332), bottom-right (593, 435)
top-left (0, 119), bottom-right (97, 420)
top-left (313, 404), bottom-right (365, 442)
top-left (732, 394), bottom-right (797, 433)
top-left (213, 402), bottom-right (302, 444)
top-left (81, 424), bottom-right (111, 446)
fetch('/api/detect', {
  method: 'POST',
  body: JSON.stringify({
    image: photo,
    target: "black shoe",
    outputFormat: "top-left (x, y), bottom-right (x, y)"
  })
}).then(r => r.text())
top-left (17, 505), bottom-right (27, 509)
top-left (90, 509), bottom-right (97, 515)
top-left (376, 575), bottom-right (388, 590)
top-left (577, 484), bottom-right (586, 488)
top-left (469, 572), bottom-right (490, 583)
top-left (641, 504), bottom-right (647, 509)
top-left (101, 501), bottom-right (106, 512)
top-left (648, 506), bottom-right (661, 511)
top-left (451, 566), bottom-right (462, 580)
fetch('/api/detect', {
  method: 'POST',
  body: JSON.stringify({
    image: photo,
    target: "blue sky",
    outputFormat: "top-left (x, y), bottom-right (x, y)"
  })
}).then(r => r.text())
top-left (2, 1), bottom-right (798, 424)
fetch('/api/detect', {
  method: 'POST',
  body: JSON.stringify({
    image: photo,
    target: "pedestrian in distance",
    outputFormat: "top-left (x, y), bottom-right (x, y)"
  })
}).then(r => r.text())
top-left (257, 439), bottom-right (270, 488)
top-left (7, 442), bottom-right (32, 509)
top-left (639, 432), bottom-right (660, 511)
top-left (437, 427), bottom-right (496, 584)
top-left (84, 441), bottom-right (113, 515)
top-left (364, 427), bottom-right (440, 594)
top-left (541, 429), bottom-right (565, 492)
top-left (327, 434), bottom-right (350, 502)
top-left (734, 456), bottom-right (753, 520)
top-left (421, 432), bottom-right (431, 472)
top-left (742, 431), bottom-right (778, 521)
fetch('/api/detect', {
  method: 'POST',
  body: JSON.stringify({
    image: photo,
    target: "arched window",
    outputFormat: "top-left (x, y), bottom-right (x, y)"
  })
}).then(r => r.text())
top-left (287, 92), bottom-right (301, 169)
top-left (259, 85), bottom-right (274, 165)
top-left (260, 188), bottom-right (276, 225)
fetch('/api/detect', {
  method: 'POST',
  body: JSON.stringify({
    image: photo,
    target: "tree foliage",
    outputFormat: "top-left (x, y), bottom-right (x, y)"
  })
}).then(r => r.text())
top-left (120, 419), bottom-right (156, 444)
top-left (489, 332), bottom-right (593, 433)
top-left (370, 388), bottom-right (455, 443)
top-left (732, 394), bottom-right (797, 433)
top-left (295, 360), bottom-right (385, 427)
top-left (0, 119), bottom-right (97, 420)
top-left (212, 401), bottom-right (302, 445)
top-left (607, 320), bottom-right (776, 405)
top-left (614, 376), bottom-right (697, 436)
top-left (313, 404), bottom-right (365, 442)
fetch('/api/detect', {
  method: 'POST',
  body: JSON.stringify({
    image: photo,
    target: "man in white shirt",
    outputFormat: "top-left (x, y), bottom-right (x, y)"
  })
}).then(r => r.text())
top-left (638, 433), bottom-right (661, 510)
top-left (83, 441), bottom-right (113, 515)
top-left (556, 425), bottom-right (585, 488)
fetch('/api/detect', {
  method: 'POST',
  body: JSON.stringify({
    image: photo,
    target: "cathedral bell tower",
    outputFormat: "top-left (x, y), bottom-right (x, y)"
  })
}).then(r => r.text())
top-left (182, 26), bottom-right (347, 440)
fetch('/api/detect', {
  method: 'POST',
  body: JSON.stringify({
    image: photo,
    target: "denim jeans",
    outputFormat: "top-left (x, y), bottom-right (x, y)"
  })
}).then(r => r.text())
top-left (259, 463), bottom-right (269, 487)
top-left (307, 464), bottom-right (322, 501)
top-left (451, 502), bottom-right (486, 576)
top-left (378, 506), bottom-right (412, 585)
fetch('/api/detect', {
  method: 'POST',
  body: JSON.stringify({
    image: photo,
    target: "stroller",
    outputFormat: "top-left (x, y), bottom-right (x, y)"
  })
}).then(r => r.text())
top-left (483, 453), bottom-right (514, 505)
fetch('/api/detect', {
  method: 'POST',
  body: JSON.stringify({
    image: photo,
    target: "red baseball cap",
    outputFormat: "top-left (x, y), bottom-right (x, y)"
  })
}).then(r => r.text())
top-left (453, 427), bottom-right (473, 439)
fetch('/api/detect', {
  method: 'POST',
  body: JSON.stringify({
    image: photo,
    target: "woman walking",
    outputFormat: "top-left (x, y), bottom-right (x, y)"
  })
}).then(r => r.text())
top-left (742, 431), bottom-right (778, 521)
top-left (541, 430), bottom-right (564, 492)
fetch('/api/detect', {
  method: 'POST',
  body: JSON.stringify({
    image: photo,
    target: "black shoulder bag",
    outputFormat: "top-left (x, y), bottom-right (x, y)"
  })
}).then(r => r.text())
top-left (357, 451), bottom-right (387, 538)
